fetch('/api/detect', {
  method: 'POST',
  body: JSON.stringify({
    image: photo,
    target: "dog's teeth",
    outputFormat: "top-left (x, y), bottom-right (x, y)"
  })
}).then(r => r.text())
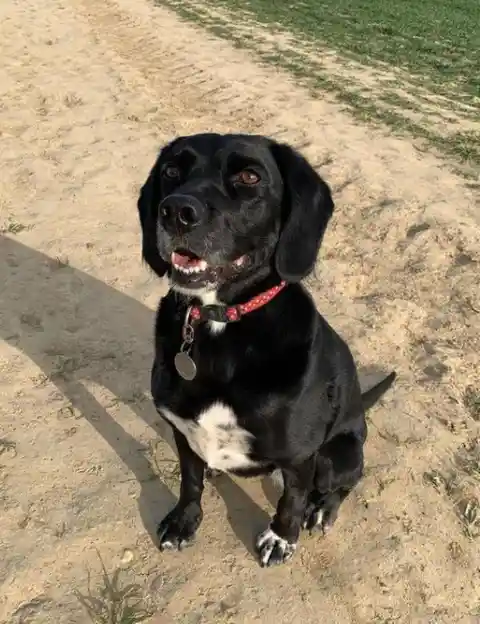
top-left (173, 260), bottom-right (208, 274)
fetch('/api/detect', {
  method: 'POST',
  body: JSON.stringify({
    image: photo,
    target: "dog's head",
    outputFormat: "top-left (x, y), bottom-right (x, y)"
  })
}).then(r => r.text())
top-left (138, 133), bottom-right (334, 296)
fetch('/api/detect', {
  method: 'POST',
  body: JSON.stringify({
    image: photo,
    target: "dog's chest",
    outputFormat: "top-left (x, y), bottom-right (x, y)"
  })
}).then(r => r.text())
top-left (160, 403), bottom-right (257, 471)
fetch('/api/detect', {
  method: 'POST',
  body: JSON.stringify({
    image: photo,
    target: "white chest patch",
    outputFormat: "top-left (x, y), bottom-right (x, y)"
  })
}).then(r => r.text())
top-left (160, 402), bottom-right (259, 472)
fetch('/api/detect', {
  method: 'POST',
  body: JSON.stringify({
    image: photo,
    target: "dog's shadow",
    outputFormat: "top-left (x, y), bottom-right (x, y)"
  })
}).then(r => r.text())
top-left (0, 235), bottom-right (268, 557)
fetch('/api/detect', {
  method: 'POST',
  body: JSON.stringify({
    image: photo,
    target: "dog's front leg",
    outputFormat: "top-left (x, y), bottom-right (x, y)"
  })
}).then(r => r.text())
top-left (157, 429), bottom-right (205, 552)
top-left (256, 458), bottom-right (315, 567)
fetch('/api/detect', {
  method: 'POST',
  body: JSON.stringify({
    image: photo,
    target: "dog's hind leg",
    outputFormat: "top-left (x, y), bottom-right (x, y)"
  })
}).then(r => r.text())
top-left (303, 432), bottom-right (364, 534)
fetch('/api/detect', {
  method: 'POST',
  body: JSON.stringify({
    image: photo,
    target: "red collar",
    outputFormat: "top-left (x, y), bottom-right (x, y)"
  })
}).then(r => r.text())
top-left (174, 281), bottom-right (287, 381)
top-left (188, 281), bottom-right (287, 324)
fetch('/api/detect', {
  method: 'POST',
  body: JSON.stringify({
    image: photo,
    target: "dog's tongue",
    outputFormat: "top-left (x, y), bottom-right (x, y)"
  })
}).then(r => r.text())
top-left (172, 251), bottom-right (206, 269)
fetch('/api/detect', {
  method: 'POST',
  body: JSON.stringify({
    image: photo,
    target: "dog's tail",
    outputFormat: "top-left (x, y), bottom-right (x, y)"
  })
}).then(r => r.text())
top-left (361, 371), bottom-right (397, 411)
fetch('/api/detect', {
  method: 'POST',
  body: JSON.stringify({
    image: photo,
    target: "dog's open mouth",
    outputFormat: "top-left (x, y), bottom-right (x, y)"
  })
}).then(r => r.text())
top-left (172, 250), bottom-right (208, 275)
top-left (170, 249), bottom-right (246, 289)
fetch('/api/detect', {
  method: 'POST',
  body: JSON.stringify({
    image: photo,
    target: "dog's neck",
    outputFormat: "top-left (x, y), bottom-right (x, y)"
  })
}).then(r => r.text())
top-left (171, 270), bottom-right (287, 335)
top-left (194, 289), bottom-right (226, 335)
top-left (218, 266), bottom-right (281, 304)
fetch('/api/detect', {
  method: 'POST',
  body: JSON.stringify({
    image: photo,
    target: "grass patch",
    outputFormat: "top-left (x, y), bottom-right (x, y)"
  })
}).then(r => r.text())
top-left (146, 440), bottom-right (181, 490)
top-left (158, 0), bottom-right (480, 172)
top-left (424, 438), bottom-right (480, 539)
top-left (0, 438), bottom-right (17, 458)
top-left (175, 0), bottom-right (480, 101)
top-left (0, 218), bottom-right (30, 235)
top-left (74, 551), bottom-right (152, 624)
top-left (464, 386), bottom-right (480, 421)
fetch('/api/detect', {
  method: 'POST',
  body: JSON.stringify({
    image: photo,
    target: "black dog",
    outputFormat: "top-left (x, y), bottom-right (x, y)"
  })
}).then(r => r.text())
top-left (137, 133), bottom-right (396, 567)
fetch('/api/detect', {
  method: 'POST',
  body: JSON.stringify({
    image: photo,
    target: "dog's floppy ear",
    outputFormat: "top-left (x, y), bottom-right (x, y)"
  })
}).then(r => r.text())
top-left (137, 160), bottom-right (169, 278)
top-left (137, 137), bottom-right (184, 276)
top-left (271, 142), bottom-right (334, 283)
top-left (137, 137), bottom-right (187, 279)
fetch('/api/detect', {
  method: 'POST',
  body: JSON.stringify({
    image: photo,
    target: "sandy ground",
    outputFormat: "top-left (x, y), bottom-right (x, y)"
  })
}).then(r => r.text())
top-left (1, 0), bottom-right (479, 622)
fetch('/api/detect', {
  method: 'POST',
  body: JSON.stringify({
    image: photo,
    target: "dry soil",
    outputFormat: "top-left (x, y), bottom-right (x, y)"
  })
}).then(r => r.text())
top-left (1, 0), bottom-right (479, 622)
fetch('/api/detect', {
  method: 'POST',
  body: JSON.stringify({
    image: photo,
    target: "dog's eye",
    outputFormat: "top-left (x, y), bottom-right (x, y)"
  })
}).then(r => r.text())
top-left (163, 164), bottom-right (180, 179)
top-left (234, 169), bottom-right (261, 186)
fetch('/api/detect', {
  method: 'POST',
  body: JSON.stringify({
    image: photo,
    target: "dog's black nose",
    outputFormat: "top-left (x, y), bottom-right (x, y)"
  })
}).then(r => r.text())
top-left (159, 194), bottom-right (205, 233)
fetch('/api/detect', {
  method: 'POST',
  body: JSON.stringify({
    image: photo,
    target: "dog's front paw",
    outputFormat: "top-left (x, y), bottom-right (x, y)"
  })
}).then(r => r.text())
top-left (255, 527), bottom-right (297, 567)
top-left (302, 493), bottom-right (340, 535)
top-left (157, 502), bottom-right (203, 552)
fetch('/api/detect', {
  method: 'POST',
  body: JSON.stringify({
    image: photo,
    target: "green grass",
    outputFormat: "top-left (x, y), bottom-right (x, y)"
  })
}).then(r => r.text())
top-left (158, 0), bottom-right (480, 172)
top-left (188, 0), bottom-right (480, 101)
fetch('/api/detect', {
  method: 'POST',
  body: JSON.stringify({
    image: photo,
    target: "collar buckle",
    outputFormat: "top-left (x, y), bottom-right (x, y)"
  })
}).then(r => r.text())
top-left (199, 304), bottom-right (241, 323)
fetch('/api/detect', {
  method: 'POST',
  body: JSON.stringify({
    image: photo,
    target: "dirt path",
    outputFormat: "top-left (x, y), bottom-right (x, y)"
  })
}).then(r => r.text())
top-left (1, 0), bottom-right (479, 622)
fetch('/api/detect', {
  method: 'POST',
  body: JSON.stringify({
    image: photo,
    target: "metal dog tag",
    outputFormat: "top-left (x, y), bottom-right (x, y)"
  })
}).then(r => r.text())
top-left (174, 351), bottom-right (197, 381)
top-left (175, 306), bottom-right (197, 381)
